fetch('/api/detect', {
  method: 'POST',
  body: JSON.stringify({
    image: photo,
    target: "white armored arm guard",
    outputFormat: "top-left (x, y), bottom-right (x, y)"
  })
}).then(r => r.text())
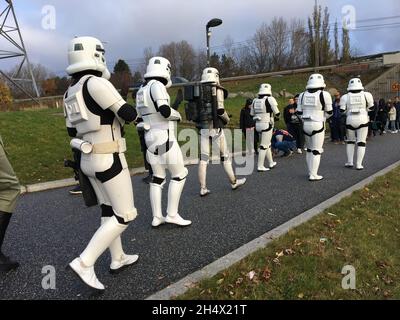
top-left (87, 77), bottom-right (124, 110)
top-left (322, 91), bottom-right (333, 118)
top-left (340, 95), bottom-right (348, 113)
top-left (296, 93), bottom-right (303, 114)
top-left (216, 87), bottom-right (230, 124)
top-left (364, 92), bottom-right (374, 111)
top-left (151, 81), bottom-right (181, 121)
top-left (269, 97), bottom-right (280, 116)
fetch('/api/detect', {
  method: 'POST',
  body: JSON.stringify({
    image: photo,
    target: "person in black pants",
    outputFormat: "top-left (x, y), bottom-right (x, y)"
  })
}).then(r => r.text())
top-left (240, 98), bottom-right (259, 154)
top-left (376, 99), bottom-right (388, 135)
top-left (284, 95), bottom-right (304, 154)
top-left (329, 92), bottom-right (346, 144)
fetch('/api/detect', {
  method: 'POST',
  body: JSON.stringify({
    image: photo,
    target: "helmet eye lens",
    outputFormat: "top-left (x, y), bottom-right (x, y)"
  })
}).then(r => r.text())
top-left (96, 45), bottom-right (105, 53)
top-left (74, 43), bottom-right (83, 51)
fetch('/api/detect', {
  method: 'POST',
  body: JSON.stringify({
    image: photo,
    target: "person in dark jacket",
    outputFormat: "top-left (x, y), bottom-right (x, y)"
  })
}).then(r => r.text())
top-left (240, 98), bottom-right (259, 154)
top-left (329, 91), bottom-right (345, 144)
top-left (376, 99), bottom-right (388, 135)
top-left (284, 95), bottom-right (304, 153)
top-left (395, 96), bottom-right (400, 131)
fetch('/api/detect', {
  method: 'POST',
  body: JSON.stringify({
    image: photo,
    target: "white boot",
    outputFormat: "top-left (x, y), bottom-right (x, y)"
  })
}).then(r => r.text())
top-left (166, 179), bottom-right (191, 226)
top-left (309, 154), bottom-right (323, 181)
top-left (356, 146), bottom-right (366, 170)
top-left (70, 216), bottom-right (127, 290)
top-left (266, 148), bottom-right (277, 169)
top-left (257, 149), bottom-right (269, 171)
top-left (198, 161), bottom-right (210, 196)
top-left (306, 151), bottom-right (312, 176)
top-left (345, 143), bottom-right (355, 167)
top-left (69, 258), bottom-right (105, 291)
top-left (232, 178), bottom-right (247, 190)
top-left (101, 218), bottom-right (139, 274)
top-left (150, 182), bottom-right (166, 227)
top-left (222, 159), bottom-right (237, 185)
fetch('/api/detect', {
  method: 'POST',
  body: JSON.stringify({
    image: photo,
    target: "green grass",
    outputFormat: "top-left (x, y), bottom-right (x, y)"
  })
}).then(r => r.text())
top-left (0, 108), bottom-right (143, 184)
top-left (178, 167), bottom-right (400, 300)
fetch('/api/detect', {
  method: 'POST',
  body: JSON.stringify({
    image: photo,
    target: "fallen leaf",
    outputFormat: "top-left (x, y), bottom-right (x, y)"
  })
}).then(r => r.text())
top-left (298, 293), bottom-right (304, 299)
top-left (327, 212), bottom-right (337, 217)
top-left (247, 271), bottom-right (256, 281)
top-left (276, 251), bottom-right (284, 258)
top-left (217, 278), bottom-right (224, 285)
top-left (285, 248), bottom-right (295, 255)
top-left (336, 247), bottom-right (344, 251)
top-left (262, 267), bottom-right (272, 281)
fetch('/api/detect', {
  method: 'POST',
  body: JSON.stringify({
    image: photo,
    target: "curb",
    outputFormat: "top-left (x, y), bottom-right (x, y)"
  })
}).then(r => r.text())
top-left (145, 159), bottom-right (400, 300)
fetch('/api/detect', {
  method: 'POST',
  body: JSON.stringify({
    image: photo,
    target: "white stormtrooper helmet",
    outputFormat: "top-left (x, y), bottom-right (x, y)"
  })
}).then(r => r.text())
top-left (258, 83), bottom-right (272, 96)
top-left (201, 67), bottom-right (220, 85)
top-left (347, 78), bottom-right (364, 91)
top-left (144, 57), bottom-right (172, 88)
top-left (306, 73), bottom-right (326, 90)
top-left (66, 36), bottom-right (110, 80)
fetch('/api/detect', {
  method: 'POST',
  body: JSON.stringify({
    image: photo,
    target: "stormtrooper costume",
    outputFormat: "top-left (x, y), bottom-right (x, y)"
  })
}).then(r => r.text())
top-left (64, 37), bottom-right (139, 290)
top-left (251, 84), bottom-right (280, 172)
top-left (340, 78), bottom-right (374, 170)
top-left (297, 74), bottom-right (333, 181)
top-left (197, 67), bottom-right (246, 197)
top-left (136, 57), bottom-right (191, 228)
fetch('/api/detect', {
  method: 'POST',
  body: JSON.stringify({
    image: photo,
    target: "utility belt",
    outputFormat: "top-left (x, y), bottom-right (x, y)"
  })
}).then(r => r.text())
top-left (347, 109), bottom-right (368, 116)
top-left (301, 111), bottom-right (325, 122)
top-left (70, 138), bottom-right (127, 154)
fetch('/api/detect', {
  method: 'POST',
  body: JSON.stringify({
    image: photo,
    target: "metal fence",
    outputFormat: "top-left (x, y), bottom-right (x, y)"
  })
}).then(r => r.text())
top-left (365, 64), bottom-right (400, 101)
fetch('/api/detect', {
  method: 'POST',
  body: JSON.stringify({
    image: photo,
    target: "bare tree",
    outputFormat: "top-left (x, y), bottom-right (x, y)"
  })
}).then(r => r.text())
top-left (267, 17), bottom-right (289, 71)
top-left (248, 23), bottom-right (270, 73)
top-left (7, 63), bottom-right (53, 98)
top-left (287, 19), bottom-right (309, 68)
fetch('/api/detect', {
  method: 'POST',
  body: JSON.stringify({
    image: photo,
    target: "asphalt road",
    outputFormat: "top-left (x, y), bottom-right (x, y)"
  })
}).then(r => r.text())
top-left (1, 132), bottom-right (400, 300)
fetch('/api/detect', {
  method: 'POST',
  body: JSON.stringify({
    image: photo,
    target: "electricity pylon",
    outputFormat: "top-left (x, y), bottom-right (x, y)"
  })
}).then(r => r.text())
top-left (0, 0), bottom-right (40, 100)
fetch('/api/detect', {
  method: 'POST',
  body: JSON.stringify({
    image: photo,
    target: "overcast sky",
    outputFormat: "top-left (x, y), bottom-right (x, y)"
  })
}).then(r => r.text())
top-left (2, 0), bottom-right (400, 75)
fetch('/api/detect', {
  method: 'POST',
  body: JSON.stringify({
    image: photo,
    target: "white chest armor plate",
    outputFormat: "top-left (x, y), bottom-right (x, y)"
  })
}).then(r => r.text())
top-left (64, 75), bottom-right (101, 135)
top-left (301, 91), bottom-right (324, 122)
top-left (136, 80), bottom-right (171, 130)
top-left (253, 97), bottom-right (271, 123)
top-left (347, 93), bottom-right (367, 115)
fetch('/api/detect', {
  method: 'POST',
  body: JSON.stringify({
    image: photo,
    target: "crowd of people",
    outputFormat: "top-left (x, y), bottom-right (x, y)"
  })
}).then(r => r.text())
top-left (240, 89), bottom-right (400, 157)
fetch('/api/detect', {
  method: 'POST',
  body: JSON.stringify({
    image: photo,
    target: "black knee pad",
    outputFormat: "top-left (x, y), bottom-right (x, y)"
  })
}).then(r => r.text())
top-left (114, 214), bottom-right (129, 226)
top-left (101, 204), bottom-right (114, 218)
top-left (346, 141), bottom-right (356, 145)
top-left (152, 176), bottom-right (166, 185)
top-left (307, 148), bottom-right (312, 153)
top-left (312, 150), bottom-right (321, 155)
top-left (260, 146), bottom-right (267, 150)
top-left (357, 142), bottom-right (366, 147)
top-left (200, 154), bottom-right (209, 162)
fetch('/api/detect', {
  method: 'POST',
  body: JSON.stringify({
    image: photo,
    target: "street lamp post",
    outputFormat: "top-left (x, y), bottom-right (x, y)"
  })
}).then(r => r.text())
top-left (206, 18), bottom-right (223, 67)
